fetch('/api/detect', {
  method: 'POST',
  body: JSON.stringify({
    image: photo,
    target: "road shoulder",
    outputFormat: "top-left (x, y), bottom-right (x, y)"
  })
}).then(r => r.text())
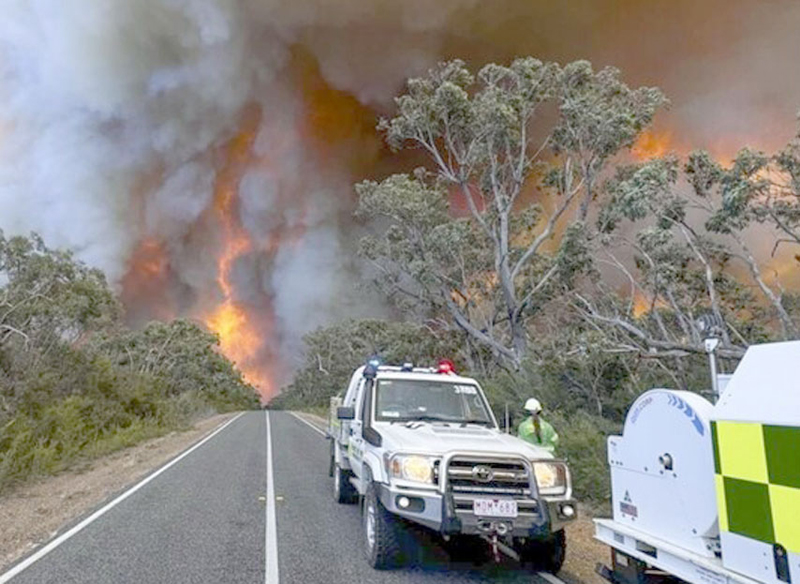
top-left (0, 412), bottom-right (238, 572)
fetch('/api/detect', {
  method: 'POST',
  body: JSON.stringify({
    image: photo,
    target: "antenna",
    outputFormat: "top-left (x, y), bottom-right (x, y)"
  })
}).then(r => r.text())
top-left (696, 313), bottom-right (723, 399)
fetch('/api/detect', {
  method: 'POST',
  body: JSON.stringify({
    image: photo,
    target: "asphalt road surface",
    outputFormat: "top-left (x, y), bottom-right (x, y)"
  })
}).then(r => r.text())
top-left (1, 411), bottom-right (557, 584)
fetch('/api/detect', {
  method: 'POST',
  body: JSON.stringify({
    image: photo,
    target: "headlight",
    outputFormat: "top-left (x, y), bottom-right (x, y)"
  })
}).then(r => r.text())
top-left (388, 454), bottom-right (437, 484)
top-left (533, 462), bottom-right (569, 497)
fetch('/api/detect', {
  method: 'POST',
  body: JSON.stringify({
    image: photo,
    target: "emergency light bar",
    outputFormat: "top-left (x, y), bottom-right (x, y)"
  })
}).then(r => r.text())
top-left (361, 358), bottom-right (458, 378)
top-left (437, 359), bottom-right (456, 375)
top-left (364, 356), bottom-right (382, 379)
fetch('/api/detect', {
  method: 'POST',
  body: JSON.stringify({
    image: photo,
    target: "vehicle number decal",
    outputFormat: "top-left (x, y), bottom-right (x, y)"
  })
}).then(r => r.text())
top-left (455, 385), bottom-right (477, 395)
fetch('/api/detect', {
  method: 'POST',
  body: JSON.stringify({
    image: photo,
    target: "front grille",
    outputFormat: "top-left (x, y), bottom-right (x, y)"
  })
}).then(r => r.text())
top-left (445, 458), bottom-right (531, 496)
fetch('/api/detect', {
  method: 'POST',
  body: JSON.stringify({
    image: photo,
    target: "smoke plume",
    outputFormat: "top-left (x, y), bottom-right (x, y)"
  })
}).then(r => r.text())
top-left (0, 0), bottom-right (798, 396)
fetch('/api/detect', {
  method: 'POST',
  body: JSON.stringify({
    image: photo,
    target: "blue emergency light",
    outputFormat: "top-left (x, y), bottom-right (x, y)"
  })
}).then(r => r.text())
top-left (364, 356), bottom-right (382, 379)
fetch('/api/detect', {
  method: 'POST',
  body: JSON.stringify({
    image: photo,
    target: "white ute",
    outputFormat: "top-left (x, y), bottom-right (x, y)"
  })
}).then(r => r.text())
top-left (327, 358), bottom-right (577, 571)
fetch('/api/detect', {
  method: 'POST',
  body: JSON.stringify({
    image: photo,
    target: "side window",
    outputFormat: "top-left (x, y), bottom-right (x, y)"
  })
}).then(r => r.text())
top-left (344, 372), bottom-right (360, 407)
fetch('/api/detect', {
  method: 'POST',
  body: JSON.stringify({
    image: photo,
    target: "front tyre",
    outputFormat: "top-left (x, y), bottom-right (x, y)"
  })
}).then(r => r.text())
top-left (363, 484), bottom-right (404, 569)
top-left (540, 529), bottom-right (567, 573)
top-left (517, 529), bottom-right (567, 574)
top-left (333, 463), bottom-right (358, 504)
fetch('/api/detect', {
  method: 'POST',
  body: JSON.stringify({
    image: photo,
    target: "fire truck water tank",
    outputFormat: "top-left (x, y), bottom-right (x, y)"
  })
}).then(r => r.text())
top-left (608, 389), bottom-right (718, 558)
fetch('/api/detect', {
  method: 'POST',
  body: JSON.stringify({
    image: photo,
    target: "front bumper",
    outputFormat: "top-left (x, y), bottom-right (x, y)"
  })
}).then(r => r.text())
top-left (375, 482), bottom-right (577, 538)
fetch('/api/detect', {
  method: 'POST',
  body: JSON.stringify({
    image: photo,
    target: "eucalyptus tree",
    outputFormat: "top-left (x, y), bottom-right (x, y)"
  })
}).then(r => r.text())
top-left (0, 232), bottom-right (119, 353)
top-left (578, 151), bottom-right (791, 374)
top-left (357, 58), bottom-right (665, 369)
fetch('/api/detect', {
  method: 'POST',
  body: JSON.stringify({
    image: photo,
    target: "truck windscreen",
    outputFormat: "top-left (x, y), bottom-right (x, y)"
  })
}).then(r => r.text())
top-left (374, 379), bottom-right (492, 424)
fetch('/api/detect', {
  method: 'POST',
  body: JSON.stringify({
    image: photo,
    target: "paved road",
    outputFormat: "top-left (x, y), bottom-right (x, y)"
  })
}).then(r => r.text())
top-left (2, 411), bottom-right (553, 583)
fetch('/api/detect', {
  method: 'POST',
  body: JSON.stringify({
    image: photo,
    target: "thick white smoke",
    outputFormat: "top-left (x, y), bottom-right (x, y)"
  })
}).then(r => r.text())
top-left (0, 0), bottom-right (476, 392)
top-left (1, 0), bottom-right (799, 392)
top-left (0, 1), bottom-right (267, 279)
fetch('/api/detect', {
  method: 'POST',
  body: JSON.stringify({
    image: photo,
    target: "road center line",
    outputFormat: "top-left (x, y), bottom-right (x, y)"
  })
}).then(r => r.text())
top-left (265, 411), bottom-right (280, 584)
top-left (0, 412), bottom-right (245, 584)
top-left (288, 411), bottom-right (326, 437)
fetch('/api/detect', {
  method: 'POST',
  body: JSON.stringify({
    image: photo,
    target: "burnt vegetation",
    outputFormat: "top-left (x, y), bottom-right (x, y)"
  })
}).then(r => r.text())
top-left (0, 233), bottom-right (260, 492)
top-left (273, 59), bottom-right (800, 505)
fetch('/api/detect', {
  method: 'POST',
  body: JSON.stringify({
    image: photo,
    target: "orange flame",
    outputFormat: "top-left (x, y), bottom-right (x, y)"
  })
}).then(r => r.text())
top-left (631, 291), bottom-right (670, 317)
top-left (134, 239), bottom-right (169, 277)
top-left (632, 129), bottom-right (675, 160)
top-left (120, 238), bottom-right (175, 324)
top-left (203, 106), bottom-right (275, 397)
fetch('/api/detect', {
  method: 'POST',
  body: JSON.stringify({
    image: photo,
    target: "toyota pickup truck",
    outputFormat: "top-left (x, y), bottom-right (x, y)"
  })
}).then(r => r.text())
top-left (327, 358), bottom-right (577, 571)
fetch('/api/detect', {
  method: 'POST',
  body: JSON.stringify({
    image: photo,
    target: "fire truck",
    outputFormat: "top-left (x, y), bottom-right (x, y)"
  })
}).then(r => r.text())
top-left (596, 341), bottom-right (800, 584)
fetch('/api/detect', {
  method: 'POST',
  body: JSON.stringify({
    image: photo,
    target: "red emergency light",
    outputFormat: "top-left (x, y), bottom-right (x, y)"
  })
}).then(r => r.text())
top-left (437, 359), bottom-right (456, 375)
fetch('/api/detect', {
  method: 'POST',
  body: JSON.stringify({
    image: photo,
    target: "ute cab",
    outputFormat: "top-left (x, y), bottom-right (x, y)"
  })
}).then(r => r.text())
top-left (327, 359), bottom-right (577, 571)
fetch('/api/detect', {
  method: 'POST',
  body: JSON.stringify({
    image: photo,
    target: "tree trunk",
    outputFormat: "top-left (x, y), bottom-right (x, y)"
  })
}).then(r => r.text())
top-left (509, 313), bottom-right (527, 370)
top-left (732, 232), bottom-right (798, 340)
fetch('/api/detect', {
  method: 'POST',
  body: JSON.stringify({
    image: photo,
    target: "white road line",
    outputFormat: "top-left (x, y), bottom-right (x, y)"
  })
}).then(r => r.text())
top-left (537, 571), bottom-right (568, 584)
top-left (265, 411), bottom-right (280, 584)
top-left (288, 412), bottom-right (326, 437)
top-left (0, 412), bottom-right (246, 584)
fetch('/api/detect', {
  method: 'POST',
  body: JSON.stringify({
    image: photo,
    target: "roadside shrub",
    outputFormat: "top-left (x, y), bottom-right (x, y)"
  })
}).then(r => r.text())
top-left (550, 411), bottom-right (617, 508)
top-left (0, 233), bottom-right (261, 493)
top-left (0, 355), bottom-right (254, 492)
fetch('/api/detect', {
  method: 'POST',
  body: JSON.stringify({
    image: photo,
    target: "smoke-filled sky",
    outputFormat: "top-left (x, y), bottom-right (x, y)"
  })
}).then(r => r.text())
top-left (0, 0), bottom-right (797, 396)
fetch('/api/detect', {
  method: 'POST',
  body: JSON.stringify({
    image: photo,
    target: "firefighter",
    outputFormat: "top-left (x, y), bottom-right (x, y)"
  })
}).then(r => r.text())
top-left (518, 398), bottom-right (559, 454)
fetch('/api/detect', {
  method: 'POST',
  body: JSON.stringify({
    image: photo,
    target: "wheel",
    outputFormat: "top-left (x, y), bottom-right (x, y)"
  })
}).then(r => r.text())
top-left (539, 529), bottom-right (566, 573)
top-left (333, 463), bottom-right (358, 504)
top-left (517, 529), bottom-right (566, 574)
top-left (328, 441), bottom-right (335, 477)
top-left (363, 483), bottom-right (405, 569)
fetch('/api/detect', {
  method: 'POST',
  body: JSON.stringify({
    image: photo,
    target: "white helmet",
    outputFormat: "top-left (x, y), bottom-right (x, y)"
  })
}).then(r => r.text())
top-left (524, 398), bottom-right (542, 414)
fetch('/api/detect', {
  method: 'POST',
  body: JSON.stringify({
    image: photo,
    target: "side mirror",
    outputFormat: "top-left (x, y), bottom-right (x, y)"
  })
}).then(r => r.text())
top-left (337, 406), bottom-right (355, 421)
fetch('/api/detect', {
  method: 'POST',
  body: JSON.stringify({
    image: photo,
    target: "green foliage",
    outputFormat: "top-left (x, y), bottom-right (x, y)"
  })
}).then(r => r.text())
top-left (552, 61), bottom-right (667, 168)
top-left (92, 319), bottom-right (260, 410)
top-left (589, 142), bottom-right (799, 360)
top-left (0, 232), bottom-right (259, 492)
top-left (550, 411), bottom-right (618, 506)
top-left (0, 232), bottom-right (120, 358)
top-left (359, 58), bottom-right (666, 369)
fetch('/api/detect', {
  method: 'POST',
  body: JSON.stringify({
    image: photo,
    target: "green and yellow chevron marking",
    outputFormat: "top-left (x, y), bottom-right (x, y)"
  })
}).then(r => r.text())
top-left (712, 420), bottom-right (800, 554)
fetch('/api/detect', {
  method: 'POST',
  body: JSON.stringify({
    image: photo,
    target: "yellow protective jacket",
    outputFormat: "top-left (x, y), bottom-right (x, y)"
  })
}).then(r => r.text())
top-left (517, 416), bottom-right (559, 454)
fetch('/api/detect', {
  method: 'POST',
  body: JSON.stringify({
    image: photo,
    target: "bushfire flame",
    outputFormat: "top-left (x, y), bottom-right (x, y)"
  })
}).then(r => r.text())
top-left (119, 239), bottom-right (175, 324)
top-left (632, 129), bottom-right (675, 161)
top-left (203, 107), bottom-right (275, 397)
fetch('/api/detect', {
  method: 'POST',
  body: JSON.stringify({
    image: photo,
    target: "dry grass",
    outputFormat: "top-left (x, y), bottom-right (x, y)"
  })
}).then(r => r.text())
top-left (561, 506), bottom-right (610, 584)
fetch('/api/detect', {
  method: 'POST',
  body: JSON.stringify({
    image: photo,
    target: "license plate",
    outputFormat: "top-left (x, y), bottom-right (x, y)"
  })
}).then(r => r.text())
top-left (473, 498), bottom-right (518, 518)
